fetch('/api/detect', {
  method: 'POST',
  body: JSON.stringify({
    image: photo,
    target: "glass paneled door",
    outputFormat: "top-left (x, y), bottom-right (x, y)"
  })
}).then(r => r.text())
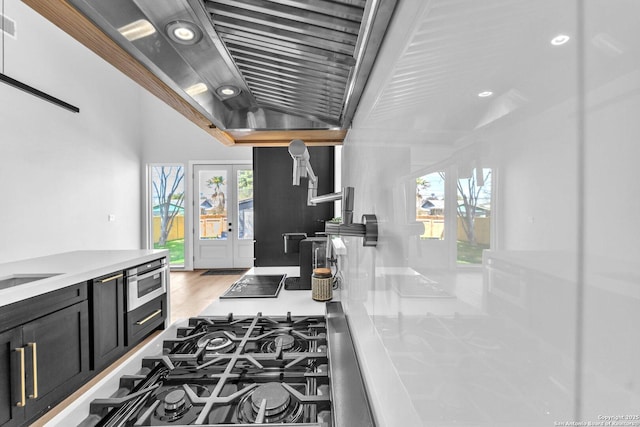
top-left (193, 164), bottom-right (254, 269)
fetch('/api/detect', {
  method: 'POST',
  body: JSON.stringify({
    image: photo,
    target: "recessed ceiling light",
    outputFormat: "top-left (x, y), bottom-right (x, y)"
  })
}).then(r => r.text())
top-left (478, 91), bottom-right (493, 98)
top-left (216, 85), bottom-right (240, 98)
top-left (165, 21), bottom-right (203, 45)
top-left (174, 27), bottom-right (195, 41)
top-left (118, 19), bottom-right (156, 41)
top-left (185, 83), bottom-right (208, 97)
top-left (551, 34), bottom-right (571, 46)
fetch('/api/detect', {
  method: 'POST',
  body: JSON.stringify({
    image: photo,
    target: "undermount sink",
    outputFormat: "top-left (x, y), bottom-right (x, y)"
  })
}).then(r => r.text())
top-left (0, 273), bottom-right (62, 290)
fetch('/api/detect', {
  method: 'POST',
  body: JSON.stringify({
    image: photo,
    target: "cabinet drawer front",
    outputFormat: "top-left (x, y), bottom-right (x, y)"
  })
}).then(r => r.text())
top-left (126, 295), bottom-right (166, 347)
top-left (0, 282), bottom-right (88, 334)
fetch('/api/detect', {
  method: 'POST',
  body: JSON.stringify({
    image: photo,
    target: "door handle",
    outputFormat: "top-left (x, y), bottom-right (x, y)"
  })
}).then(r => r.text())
top-left (15, 347), bottom-right (25, 407)
top-left (28, 342), bottom-right (38, 399)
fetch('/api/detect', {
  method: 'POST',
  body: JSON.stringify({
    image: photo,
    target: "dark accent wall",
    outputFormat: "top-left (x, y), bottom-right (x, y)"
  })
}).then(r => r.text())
top-left (253, 146), bottom-right (334, 266)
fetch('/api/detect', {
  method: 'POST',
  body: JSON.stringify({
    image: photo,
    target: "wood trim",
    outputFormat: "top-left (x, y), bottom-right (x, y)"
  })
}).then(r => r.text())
top-left (20, 0), bottom-right (345, 147)
top-left (228, 129), bottom-right (347, 147)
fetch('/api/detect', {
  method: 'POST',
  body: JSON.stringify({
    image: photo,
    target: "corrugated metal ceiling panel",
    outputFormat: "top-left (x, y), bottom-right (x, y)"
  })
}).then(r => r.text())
top-left (205, 0), bottom-right (365, 124)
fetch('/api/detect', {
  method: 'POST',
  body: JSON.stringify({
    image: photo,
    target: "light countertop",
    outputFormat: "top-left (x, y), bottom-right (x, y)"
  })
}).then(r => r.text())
top-left (198, 266), bottom-right (337, 317)
top-left (0, 250), bottom-right (169, 308)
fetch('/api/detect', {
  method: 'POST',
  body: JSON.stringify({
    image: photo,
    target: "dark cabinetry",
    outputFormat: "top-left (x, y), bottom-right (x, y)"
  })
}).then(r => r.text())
top-left (126, 294), bottom-right (167, 346)
top-left (90, 271), bottom-right (125, 370)
top-left (0, 283), bottom-right (89, 427)
top-left (90, 258), bottom-right (168, 370)
top-left (0, 329), bottom-right (22, 427)
top-left (0, 256), bottom-right (168, 426)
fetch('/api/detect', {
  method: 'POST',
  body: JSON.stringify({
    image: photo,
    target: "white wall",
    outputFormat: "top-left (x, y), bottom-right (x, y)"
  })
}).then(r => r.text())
top-left (0, 1), bottom-right (252, 264)
top-left (0, 1), bottom-right (143, 263)
top-left (582, 68), bottom-right (640, 417)
top-left (339, 0), bottom-right (640, 425)
top-left (140, 92), bottom-right (252, 164)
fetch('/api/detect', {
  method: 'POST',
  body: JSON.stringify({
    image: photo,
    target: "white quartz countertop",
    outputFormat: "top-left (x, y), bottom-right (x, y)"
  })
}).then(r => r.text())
top-left (197, 266), bottom-right (336, 317)
top-left (0, 249), bottom-right (168, 308)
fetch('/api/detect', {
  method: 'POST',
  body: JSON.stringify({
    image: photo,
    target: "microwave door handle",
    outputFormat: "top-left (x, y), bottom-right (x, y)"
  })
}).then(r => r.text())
top-left (133, 265), bottom-right (167, 281)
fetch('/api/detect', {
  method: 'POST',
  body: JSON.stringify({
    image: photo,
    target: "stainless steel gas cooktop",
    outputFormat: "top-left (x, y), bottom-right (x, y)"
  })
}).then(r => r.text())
top-left (77, 302), bottom-right (372, 426)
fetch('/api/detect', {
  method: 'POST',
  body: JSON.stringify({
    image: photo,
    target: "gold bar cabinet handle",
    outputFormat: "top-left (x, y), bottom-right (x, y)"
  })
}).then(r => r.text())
top-left (28, 342), bottom-right (38, 399)
top-left (15, 347), bottom-right (25, 407)
top-left (136, 309), bottom-right (162, 325)
top-left (100, 273), bottom-right (123, 283)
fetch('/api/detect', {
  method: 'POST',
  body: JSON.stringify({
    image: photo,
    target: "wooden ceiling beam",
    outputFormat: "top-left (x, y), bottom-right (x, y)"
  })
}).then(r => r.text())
top-left (226, 129), bottom-right (347, 147)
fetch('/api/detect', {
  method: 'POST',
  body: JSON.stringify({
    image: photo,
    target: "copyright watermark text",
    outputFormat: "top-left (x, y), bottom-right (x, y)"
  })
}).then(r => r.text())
top-left (554, 415), bottom-right (640, 426)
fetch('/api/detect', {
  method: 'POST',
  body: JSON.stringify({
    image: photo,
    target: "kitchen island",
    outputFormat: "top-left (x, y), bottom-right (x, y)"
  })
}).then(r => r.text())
top-left (0, 250), bottom-right (169, 308)
top-left (0, 250), bottom-right (170, 427)
top-left (43, 266), bottom-right (345, 426)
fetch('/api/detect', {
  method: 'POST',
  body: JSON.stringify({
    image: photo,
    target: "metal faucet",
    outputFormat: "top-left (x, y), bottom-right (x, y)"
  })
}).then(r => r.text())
top-left (288, 140), bottom-right (377, 247)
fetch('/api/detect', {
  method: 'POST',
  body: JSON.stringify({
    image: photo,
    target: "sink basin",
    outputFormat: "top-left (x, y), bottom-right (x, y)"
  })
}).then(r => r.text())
top-left (0, 273), bottom-right (62, 290)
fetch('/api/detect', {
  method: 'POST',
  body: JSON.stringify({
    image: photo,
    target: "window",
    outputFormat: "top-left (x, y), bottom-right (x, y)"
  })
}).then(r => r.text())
top-left (456, 167), bottom-right (492, 264)
top-left (416, 167), bottom-right (493, 265)
top-left (416, 172), bottom-right (446, 240)
top-left (150, 165), bottom-right (185, 267)
top-left (237, 168), bottom-right (254, 240)
top-left (197, 169), bottom-right (228, 241)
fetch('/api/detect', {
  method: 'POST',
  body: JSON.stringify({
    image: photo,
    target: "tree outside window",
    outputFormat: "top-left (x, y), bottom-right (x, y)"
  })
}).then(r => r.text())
top-left (457, 168), bottom-right (492, 264)
top-left (415, 167), bottom-right (492, 264)
top-left (152, 165), bottom-right (185, 266)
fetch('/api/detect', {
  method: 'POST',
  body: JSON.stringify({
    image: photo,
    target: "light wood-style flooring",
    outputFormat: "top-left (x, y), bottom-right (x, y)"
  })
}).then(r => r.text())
top-left (30, 270), bottom-right (238, 426)
top-left (168, 270), bottom-right (243, 323)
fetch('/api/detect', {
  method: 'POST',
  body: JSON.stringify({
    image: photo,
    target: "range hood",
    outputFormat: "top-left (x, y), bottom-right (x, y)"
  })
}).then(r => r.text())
top-left (23, 0), bottom-right (396, 146)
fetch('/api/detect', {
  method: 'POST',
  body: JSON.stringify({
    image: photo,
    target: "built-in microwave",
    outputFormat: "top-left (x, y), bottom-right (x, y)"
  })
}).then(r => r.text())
top-left (126, 258), bottom-right (167, 311)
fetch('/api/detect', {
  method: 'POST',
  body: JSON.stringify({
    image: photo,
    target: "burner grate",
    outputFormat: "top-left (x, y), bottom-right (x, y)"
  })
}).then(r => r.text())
top-left (93, 312), bottom-right (332, 426)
